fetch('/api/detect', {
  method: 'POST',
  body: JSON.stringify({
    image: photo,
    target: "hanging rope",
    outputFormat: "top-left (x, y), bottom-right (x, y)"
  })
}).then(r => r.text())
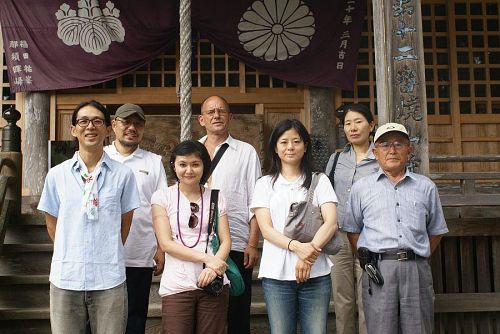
top-left (179, 0), bottom-right (192, 141)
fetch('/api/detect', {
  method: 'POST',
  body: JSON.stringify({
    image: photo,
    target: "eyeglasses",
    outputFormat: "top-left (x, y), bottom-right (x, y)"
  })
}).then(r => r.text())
top-left (188, 202), bottom-right (199, 228)
top-left (203, 108), bottom-right (228, 117)
top-left (375, 141), bottom-right (409, 151)
top-left (115, 117), bottom-right (145, 128)
top-left (76, 118), bottom-right (105, 127)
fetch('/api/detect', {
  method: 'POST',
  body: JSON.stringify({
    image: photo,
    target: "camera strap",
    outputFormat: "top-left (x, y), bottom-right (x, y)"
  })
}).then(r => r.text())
top-left (203, 189), bottom-right (219, 269)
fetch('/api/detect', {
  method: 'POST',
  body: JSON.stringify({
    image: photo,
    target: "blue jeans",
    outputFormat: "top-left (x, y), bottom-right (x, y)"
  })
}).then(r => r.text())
top-left (262, 274), bottom-right (331, 334)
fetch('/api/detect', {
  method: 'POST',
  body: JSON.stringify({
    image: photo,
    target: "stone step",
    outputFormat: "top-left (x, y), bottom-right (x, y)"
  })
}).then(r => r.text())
top-left (0, 252), bottom-right (51, 276)
top-left (1, 244), bottom-right (53, 253)
top-left (0, 320), bottom-right (51, 334)
top-left (4, 224), bottom-right (51, 244)
top-left (0, 274), bottom-right (266, 308)
top-left (10, 213), bottom-right (46, 226)
top-left (0, 301), bottom-right (336, 319)
top-left (0, 316), bottom-right (279, 334)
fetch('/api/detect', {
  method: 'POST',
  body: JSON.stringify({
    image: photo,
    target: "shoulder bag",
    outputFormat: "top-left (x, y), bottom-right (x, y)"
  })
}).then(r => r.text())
top-left (208, 189), bottom-right (245, 296)
top-left (283, 172), bottom-right (342, 255)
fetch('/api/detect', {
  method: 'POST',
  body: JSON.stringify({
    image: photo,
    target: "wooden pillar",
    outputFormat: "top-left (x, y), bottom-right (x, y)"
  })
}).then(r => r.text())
top-left (307, 87), bottom-right (336, 172)
top-left (372, 0), bottom-right (429, 175)
top-left (23, 92), bottom-right (49, 198)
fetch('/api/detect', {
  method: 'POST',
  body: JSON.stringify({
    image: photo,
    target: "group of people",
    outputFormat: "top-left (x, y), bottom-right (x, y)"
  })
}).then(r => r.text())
top-left (38, 96), bottom-right (448, 334)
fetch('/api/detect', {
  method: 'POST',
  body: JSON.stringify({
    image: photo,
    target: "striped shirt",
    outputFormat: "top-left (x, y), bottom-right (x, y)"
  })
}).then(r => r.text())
top-left (325, 142), bottom-right (379, 228)
top-left (342, 168), bottom-right (448, 258)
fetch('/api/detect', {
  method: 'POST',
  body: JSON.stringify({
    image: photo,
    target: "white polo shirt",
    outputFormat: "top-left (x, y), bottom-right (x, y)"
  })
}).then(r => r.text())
top-left (105, 142), bottom-right (168, 267)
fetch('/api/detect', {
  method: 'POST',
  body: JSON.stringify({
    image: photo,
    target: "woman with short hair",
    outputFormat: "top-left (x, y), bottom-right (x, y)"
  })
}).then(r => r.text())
top-left (326, 103), bottom-right (378, 334)
top-left (152, 140), bottom-right (231, 334)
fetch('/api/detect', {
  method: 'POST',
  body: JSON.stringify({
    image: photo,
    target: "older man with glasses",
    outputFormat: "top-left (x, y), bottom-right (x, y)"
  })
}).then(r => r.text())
top-left (104, 103), bottom-right (168, 334)
top-left (342, 123), bottom-right (448, 334)
top-left (198, 95), bottom-right (262, 334)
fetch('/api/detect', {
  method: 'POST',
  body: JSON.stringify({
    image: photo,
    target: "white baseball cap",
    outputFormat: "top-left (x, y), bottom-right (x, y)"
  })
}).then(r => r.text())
top-left (374, 122), bottom-right (409, 143)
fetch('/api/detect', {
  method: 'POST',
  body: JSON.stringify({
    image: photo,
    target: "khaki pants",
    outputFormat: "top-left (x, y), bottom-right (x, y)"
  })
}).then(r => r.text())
top-left (330, 231), bottom-right (367, 334)
top-left (50, 282), bottom-right (127, 334)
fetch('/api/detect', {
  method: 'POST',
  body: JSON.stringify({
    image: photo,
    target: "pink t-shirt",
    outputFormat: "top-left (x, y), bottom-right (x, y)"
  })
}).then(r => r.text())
top-left (151, 184), bottom-right (228, 296)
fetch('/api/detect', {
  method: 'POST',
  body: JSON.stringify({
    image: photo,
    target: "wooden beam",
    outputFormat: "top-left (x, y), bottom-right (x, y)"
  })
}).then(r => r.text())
top-left (435, 293), bottom-right (500, 313)
top-left (372, 1), bottom-right (392, 124)
top-left (54, 87), bottom-right (305, 106)
top-left (430, 155), bottom-right (500, 163)
top-left (0, 20), bottom-right (3, 100)
top-left (440, 195), bottom-right (500, 207)
top-left (430, 172), bottom-right (500, 180)
top-left (445, 217), bottom-right (500, 237)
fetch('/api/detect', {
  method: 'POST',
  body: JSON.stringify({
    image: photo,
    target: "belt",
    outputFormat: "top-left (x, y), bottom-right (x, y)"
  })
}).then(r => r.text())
top-left (376, 250), bottom-right (426, 261)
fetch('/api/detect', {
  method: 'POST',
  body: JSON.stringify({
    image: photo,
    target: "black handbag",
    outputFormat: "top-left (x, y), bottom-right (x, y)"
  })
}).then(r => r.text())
top-left (283, 172), bottom-right (342, 255)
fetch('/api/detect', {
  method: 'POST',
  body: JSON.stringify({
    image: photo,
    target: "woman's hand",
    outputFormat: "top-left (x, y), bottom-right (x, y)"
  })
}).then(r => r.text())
top-left (295, 259), bottom-right (312, 283)
top-left (290, 241), bottom-right (321, 265)
top-left (203, 255), bottom-right (227, 276)
top-left (197, 267), bottom-right (219, 288)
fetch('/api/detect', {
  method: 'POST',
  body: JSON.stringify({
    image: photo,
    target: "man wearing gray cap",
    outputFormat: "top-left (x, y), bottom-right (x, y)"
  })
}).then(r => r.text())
top-left (105, 103), bottom-right (168, 334)
top-left (342, 122), bottom-right (448, 334)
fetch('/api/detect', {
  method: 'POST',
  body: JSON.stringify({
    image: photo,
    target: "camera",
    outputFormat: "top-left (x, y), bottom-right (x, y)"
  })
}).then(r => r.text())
top-left (202, 275), bottom-right (224, 296)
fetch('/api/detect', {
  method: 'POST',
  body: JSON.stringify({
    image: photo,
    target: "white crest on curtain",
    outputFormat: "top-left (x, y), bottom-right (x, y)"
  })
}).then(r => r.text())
top-left (238, 0), bottom-right (315, 61)
top-left (55, 0), bottom-right (125, 55)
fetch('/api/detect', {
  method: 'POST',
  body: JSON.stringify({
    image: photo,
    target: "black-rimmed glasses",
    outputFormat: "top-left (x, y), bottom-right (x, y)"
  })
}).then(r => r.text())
top-left (76, 118), bottom-right (105, 127)
top-left (189, 202), bottom-right (199, 228)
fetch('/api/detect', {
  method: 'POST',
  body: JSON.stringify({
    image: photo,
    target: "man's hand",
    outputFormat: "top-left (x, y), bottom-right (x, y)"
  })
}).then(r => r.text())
top-left (153, 247), bottom-right (165, 276)
top-left (244, 244), bottom-right (259, 269)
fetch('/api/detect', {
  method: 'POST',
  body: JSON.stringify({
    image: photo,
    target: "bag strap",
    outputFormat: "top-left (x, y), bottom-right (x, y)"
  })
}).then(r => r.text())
top-left (306, 172), bottom-right (322, 204)
top-left (208, 143), bottom-right (229, 178)
top-left (203, 189), bottom-right (219, 269)
top-left (328, 152), bottom-right (341, 188)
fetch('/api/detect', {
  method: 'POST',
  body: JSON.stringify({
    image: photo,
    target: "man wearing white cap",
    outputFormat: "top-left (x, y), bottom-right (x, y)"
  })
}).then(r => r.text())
top-left (105, 103), bottom-right (168, 334)
top-left (342, 122), bottom-right (448, 334)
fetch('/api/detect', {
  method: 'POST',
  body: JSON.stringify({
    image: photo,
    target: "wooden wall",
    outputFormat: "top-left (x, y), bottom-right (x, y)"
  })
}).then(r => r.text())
top-left (431, 172), bottom-right (500, 333)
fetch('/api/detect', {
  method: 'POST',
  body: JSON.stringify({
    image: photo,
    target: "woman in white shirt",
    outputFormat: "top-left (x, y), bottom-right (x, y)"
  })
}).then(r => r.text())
top-left (251, 119), bottom-right (338, 334)
top-left (152, 140), bottom-right (231, 334)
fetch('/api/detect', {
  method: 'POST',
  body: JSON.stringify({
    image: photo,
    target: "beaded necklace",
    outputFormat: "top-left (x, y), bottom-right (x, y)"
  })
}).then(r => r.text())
top-left (176, 184), bottom-right (203, 248)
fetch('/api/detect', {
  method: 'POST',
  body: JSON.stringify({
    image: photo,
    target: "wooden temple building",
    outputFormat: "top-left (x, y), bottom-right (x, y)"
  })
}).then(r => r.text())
top-left (0, 0), bottom-right (499, 332)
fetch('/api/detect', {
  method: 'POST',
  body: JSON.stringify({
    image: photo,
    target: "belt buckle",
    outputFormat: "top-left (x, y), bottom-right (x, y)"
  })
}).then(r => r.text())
top-left (397, 251), bottom-right (408, 261)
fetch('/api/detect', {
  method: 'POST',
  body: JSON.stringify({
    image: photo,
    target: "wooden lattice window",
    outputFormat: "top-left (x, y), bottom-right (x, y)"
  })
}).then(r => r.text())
top-left (122, 43), bottom-right (177, 88)
top-left (422, 2), bottom-right (451, 115)
top-left (191, 36), bottom-right (239, 88)
top-left (454, 1), bottom-right (500, 114)
top-left (107, 34), bottom-right (297, 90)
top-left (192, 34), bottom-right (296, 89)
